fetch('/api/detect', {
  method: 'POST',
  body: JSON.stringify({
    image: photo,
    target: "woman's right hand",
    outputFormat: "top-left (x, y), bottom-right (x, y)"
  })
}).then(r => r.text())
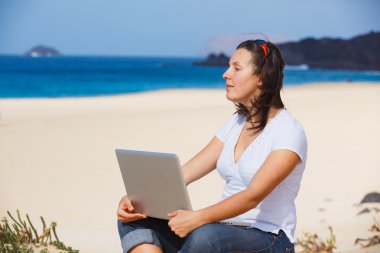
top-left (117, 195), bottom-right (147, 223)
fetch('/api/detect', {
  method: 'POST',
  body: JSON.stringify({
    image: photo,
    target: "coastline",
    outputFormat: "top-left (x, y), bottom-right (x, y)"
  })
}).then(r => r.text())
top-left (1, 82), bottom-right (379, 252)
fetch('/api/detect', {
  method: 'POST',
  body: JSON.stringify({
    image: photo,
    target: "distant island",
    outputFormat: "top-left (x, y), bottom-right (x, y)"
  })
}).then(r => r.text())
top-left (194, 31), bottom-right (380, 71)
top-left (24, 45), bottom-right (61, 57)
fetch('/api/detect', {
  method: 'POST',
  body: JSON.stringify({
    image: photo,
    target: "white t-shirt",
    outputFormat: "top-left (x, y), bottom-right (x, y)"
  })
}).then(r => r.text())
top-left (215, 109), bottom-right (307, 243)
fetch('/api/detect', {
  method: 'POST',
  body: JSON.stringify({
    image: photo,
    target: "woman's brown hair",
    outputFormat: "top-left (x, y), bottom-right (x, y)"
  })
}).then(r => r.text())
top-left (235, 40), bottom-right (285, 133)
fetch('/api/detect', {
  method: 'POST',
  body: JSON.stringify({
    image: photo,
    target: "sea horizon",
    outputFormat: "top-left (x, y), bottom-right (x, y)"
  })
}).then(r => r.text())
top-left (1, 55), bottom-right (380, 99)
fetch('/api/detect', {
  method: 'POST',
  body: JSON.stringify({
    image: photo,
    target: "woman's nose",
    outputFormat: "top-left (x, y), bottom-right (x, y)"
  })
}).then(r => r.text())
top-left (223, 69), bottom-right (230, 80)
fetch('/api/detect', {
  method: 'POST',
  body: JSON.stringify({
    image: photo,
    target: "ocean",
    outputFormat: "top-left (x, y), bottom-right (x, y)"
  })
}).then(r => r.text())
top-left (0, 56), bottom-right (379, 98)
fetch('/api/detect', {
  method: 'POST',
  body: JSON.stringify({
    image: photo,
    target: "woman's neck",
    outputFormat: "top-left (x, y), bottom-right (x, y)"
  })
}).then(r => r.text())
top-left (247, 106), bottom-right (282, 123)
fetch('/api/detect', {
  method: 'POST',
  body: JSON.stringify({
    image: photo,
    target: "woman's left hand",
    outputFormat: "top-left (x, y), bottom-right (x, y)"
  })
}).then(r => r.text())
top-left (167, 210), bottom-right (205, 238)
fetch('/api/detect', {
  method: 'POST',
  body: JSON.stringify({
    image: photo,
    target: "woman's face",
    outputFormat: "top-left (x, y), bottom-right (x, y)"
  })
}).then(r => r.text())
top-left (223, 48), bottom-right (262, 107)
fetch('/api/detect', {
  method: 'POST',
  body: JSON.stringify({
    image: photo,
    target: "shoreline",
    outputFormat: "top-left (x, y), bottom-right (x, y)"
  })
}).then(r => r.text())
top-left (0, 81), bottom-right (379, 101)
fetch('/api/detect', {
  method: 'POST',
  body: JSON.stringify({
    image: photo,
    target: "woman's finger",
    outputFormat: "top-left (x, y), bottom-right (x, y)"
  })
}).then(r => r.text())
top-left (118, 211), bottom-right (146, 222)
top-left (120, 196), bottom-right (134, 212)
top-left (167, 210), bottom-right (178, 217)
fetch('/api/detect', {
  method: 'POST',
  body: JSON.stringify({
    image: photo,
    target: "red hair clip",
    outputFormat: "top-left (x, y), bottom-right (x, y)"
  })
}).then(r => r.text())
top-left (254, 39), bottom-right (268, 57)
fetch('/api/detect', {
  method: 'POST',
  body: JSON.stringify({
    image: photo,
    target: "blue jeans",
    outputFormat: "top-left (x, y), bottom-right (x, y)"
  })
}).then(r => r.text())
top-left (118, 218), bottom-right (294, 253)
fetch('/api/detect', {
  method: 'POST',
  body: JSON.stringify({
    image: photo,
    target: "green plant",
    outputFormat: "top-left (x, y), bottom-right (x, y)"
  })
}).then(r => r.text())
top-left (0, 210), bottom-right (79, 253)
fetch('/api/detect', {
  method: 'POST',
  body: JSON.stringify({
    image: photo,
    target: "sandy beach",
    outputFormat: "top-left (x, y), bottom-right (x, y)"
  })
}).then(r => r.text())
top-left (1, 82), bottom-right (379, 252)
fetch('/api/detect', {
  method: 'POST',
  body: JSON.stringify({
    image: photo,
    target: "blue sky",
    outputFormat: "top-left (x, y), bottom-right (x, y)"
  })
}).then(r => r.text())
top-left (0, 0), bottom-right (379, 57)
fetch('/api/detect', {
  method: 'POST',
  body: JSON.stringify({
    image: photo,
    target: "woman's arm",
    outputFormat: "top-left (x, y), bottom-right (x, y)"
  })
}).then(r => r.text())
top-left (168, 149), bottom-right (300, 237)
top-left (182, 136), bottom-right (224, 185)
top-left (198, 149), bottom-right (300, 222)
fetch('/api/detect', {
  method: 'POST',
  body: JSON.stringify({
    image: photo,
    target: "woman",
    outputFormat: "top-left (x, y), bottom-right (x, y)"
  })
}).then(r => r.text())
top-left (117, 39), bottom-right (307, 253)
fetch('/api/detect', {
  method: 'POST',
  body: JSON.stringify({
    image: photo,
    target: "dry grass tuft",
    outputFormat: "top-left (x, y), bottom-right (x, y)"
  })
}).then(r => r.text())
top-left (355, 217), bottom-right (380, 248)
top-left (296, 226), bottom-right (336, 253)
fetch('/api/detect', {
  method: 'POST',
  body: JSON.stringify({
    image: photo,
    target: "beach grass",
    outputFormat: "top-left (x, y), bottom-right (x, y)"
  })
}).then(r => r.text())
top-left (0, 210), bottom-right (79, 253)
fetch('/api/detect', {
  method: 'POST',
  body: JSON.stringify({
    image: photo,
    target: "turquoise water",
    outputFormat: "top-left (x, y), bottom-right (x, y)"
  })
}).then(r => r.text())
top-left (0, 56), bottom-right (379, 98)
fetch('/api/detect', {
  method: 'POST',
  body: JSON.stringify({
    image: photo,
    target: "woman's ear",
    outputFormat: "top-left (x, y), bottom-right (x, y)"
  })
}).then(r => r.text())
top-left (257, 75), bottom-right (264, 88)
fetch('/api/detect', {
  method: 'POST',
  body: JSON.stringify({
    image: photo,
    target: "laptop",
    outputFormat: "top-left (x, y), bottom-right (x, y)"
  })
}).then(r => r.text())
top-left (116, 149), bottom-right (250, 227)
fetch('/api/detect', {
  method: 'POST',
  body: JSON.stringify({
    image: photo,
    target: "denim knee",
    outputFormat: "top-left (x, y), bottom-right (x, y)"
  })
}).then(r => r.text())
top-left (117, 220), bottom-right (162, 253)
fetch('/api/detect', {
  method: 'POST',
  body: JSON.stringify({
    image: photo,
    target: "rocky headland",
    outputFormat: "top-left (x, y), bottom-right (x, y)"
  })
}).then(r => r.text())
top-left (193, 53), bottom-right (229, 67)
top-left (195, 31), bottom-right (380, 71)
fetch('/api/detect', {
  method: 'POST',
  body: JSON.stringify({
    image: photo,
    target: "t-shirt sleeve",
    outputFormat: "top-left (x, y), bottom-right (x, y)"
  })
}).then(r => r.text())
top-left (272, 124), bottom-right (308, 161)
top-left (215, 113), bottom-right (239, 143)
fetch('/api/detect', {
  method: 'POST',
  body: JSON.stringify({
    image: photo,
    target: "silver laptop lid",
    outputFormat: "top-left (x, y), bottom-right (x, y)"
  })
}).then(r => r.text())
top-left (116, 149), bottom-right (193, 220)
